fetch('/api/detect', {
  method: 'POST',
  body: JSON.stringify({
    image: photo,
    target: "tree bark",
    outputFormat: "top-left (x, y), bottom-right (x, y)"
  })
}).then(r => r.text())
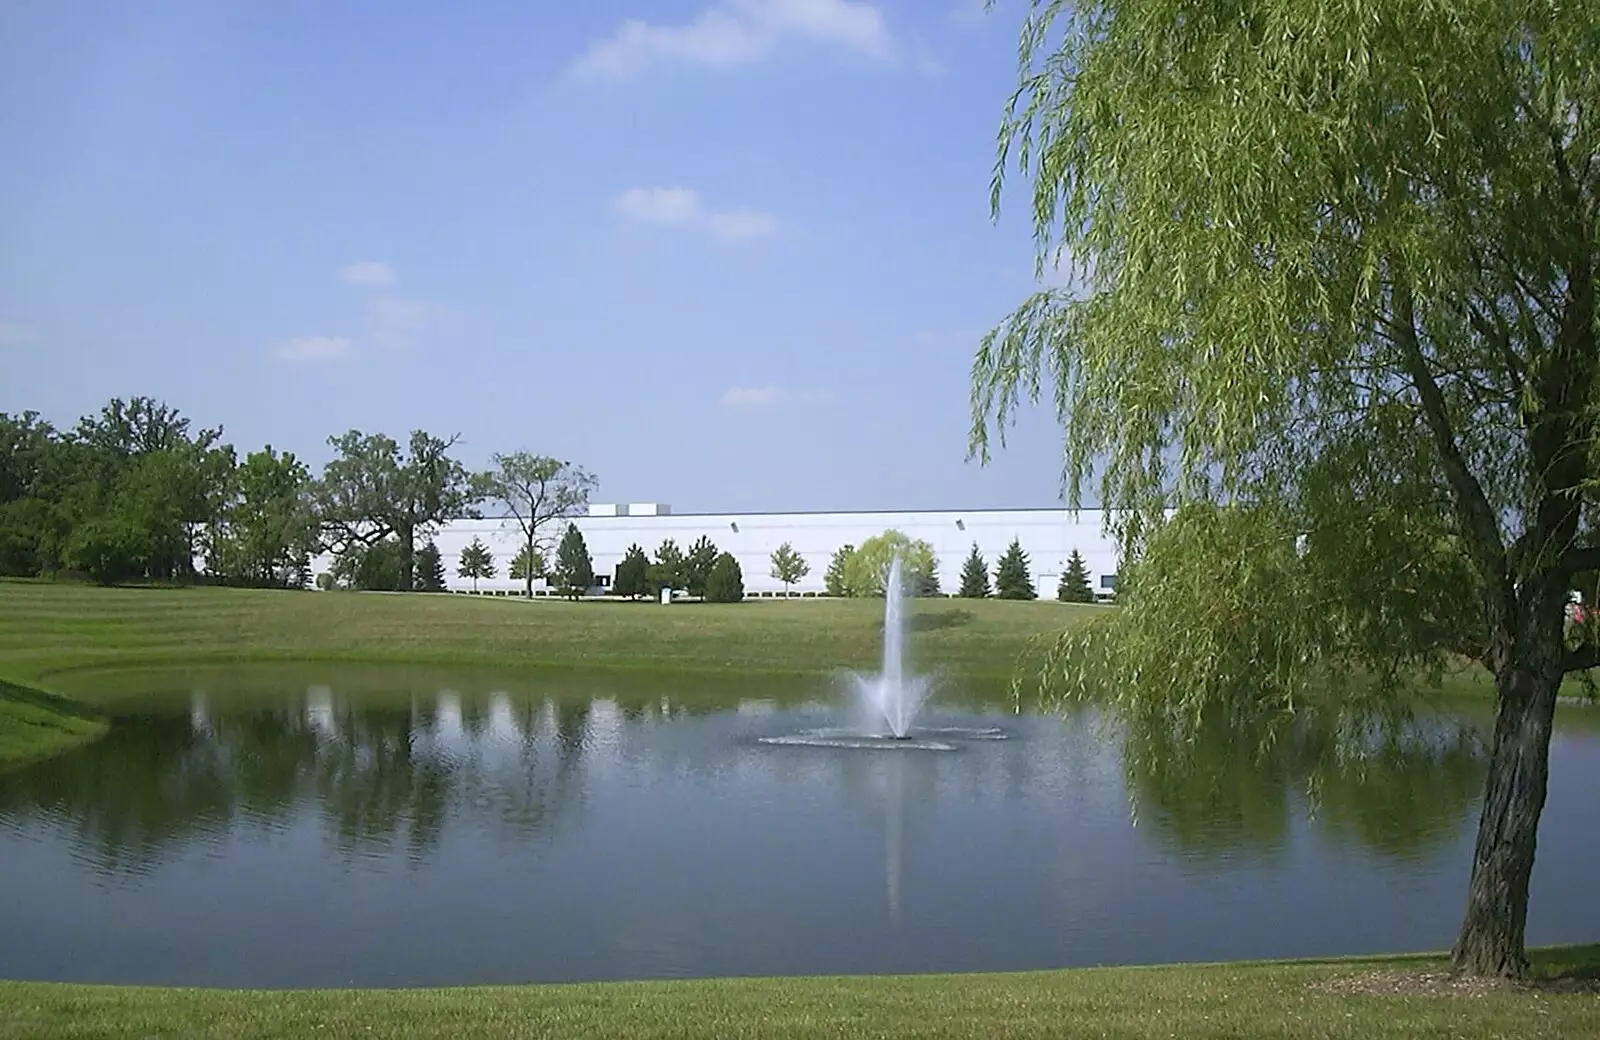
top-left (398, 524), bottom-right (415, 592)
top-left (1450, 635), bottom-right (1562, 978)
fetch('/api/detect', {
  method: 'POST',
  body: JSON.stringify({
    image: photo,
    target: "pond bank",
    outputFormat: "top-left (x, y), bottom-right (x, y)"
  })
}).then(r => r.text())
top-left (1, 945), bottom-right (1596, 1040)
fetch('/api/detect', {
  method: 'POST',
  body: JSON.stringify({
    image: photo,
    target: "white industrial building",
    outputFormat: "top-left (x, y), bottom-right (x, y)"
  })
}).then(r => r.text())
top-left (337, 503), bottom-right (1122, 599)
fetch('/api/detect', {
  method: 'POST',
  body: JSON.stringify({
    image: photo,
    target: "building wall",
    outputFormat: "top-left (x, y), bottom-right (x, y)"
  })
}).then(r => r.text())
top-left (314, 506), bottom-right (1121, 597)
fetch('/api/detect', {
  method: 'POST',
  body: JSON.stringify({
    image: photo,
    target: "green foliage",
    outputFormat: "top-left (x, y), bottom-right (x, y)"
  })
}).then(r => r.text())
top-left (958, 543), bottom-right (991, 599)
top-left (456, 537), bottom-right (495, 591)
top-left (1057, 550), bottom-right (1094, 604)
top-left (64, 516), bottom-right (149, 584)
top-left (993, 539), bottom-right (1035, 601)
top-left (647, 539), bottom-right (685, 595)
top-left (333, 538), bottom-right (404, 592)
top-left (209, 446), bottom-right (315, 589)
top-left (509, 545), bottom-right (545, 583)
top-left (844, 530), bottom-right (936, 598)
top-left (613, 543), bottom-right (650, 599)
top-left (704, 551), bottom-right (745, 603)
top-left (552, 524), bottom-right (594, 600)
top-left (823, 545), bottom-right (855, 598)
top-left (683, 535), bottom-right (719, 598)
top-left (414, 540), bottom-right (446, 592)
top-left (915, 567), bottom-right (941, 597)
top-left (484, 453), bottom-right (595, 595)
top-left (315, 430), bottom-right (482, 591)
top-left (314, 572), bottom-right (335, 591)
top-left (769, 542), bottom-right (809, 595)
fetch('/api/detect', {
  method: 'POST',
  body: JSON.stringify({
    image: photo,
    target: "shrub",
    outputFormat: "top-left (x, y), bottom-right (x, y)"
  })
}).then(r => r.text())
top-left (704, 551), bottom-right (744, 603)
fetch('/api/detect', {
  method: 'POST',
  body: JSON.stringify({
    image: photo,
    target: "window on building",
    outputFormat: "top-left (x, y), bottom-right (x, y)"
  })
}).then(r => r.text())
top-left (1100, 574), bottom-right (1117, 589)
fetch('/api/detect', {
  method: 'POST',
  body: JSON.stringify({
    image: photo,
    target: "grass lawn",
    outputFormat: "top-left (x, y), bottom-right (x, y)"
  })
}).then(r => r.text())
top-left (1, 946), bottom-right (1596, 1040)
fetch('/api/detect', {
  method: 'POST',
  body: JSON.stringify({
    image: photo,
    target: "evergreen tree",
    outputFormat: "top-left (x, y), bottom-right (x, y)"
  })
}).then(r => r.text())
top-left (613, 543), bottom-right (650, 599)
top-left (647, 538), bottom-right (684, 595)
top-left (959, 542), bottom-right (991, 598)
top-left (915, 567), bottom-right (942, 597)
top-left (683, 535), bottom-right (719, 598)
top-left (704, 551), bottom-right (745, 603)
top-left (552, 523), bottom-right (594, 600)
top-left (823, 544), bottom-right (855, 598)
top-left (993, 538), bottom-right (1036, 601)
top-left (1057, 549), bottom-right (1094, 603)
top-left (769, 542), bottom-right (809, 596)
top-left (509, 545), bottom-right (545, 586)
top-left (457, 537), bottom-right (494, 592)
top-left (414, 539), bottom-right (446, 592)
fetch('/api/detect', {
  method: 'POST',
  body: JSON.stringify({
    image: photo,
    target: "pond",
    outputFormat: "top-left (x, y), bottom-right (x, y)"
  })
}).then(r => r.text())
top-left (1, 667), bottom-right (1597, 989)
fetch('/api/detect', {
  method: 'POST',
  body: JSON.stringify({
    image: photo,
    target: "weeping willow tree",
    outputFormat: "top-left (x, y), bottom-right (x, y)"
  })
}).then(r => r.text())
top-left (970, 0), bottom-right (1598, 977)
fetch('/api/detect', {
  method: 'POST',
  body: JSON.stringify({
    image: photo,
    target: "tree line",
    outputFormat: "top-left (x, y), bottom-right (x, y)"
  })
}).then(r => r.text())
top-left (0, 397), bottom-right (597, 590)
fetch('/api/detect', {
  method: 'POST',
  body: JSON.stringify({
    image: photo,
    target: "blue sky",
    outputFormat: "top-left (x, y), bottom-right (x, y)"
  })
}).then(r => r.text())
top-left (0, 0), bottom-right (1074, 512)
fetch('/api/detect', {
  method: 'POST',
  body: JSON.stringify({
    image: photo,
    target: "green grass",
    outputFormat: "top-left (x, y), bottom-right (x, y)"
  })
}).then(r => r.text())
top-left (0, 679), bottom-right (106, 770)
top-left (1, 947), bottom-right (1596, 1039)
top-left (0, 581), bottom-right (1078, 683)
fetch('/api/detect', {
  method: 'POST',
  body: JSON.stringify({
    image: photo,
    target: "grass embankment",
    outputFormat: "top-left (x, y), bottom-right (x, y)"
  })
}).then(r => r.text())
top-left (0, 580), bottom-right (1081, 766)
top-left (1, 947), bottom-right (1596, 1040)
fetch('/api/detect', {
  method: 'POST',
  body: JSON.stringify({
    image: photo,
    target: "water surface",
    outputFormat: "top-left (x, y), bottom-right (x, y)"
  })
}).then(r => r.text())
top-left (1, 669), bottom-right (1596, 988)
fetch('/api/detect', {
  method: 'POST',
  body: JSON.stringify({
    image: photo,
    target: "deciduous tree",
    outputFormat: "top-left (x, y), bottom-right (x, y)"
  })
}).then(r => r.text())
top-left (970, 0), bottom-right (1600, 977)
top-left (457, 537), bottom-right (494, 592)
top-left (484, 453), bottom-right (596, 597)
top-left (315, 430), bottom-right (480, 591)
top-left (824, 545), bottom-right (855, 598)
top-left (769, 542), bottom-right (809, 596)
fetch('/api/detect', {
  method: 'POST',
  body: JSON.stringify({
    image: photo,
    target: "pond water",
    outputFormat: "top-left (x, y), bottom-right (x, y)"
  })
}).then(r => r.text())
top-left (1, 668), bottom-right (1597, 989)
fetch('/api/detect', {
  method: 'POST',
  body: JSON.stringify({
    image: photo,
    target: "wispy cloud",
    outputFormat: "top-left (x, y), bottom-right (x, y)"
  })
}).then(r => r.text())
top-left (271, 336), bottom-right (352, 363)
top-left (719, 384), bottom-right (833, 409)
top-left (365, 296), bottom-right (428, 351)
top-left (614, 187), bottom-right (779, 243)
top-left (720, 385), bottom-right (783, 408)
top-left (571, 0), bottom-right (896, 82)
top-left (338, 261), bottom-right (397, 288)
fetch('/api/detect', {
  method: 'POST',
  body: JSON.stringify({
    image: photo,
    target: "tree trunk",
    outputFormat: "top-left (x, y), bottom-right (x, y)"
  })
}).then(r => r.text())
top-left (1450, 645), bottom-right (1561, 978)
top-left (525, 534), bottom-right (534, 598)
top-left (398, 525), bottom-right (415, 592)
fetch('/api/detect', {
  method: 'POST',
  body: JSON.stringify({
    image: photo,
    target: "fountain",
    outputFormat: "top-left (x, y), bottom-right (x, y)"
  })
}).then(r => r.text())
top-left (758, 553), bottom-right (1005, 751)
top-left (855, 554), bottom-right (930, 738)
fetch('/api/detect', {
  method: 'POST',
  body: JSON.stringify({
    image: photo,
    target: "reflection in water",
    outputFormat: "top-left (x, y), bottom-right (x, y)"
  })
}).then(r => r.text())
top-left (0, 673), bottom-right (1594, 990)
top-left (1122, 708), bottom-right (1488, 869)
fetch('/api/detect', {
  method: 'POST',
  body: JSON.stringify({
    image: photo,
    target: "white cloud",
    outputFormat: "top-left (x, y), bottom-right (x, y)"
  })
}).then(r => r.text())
top-left (271, 336), bottom-right (352, 363)
top-left (572, 0), bottom-right (895, 82)
top-left (614, 187), bottom-right (778, 242)
top-left (706, 208), bottom-right (779, 242)
top-left (0, 321), bottom-right (35, 345)
top-left (614, 186), bottom-right (704, 225)
top-left (720, 385), bottom-right (783, 408)
top-left (365, 296), bottom-right (427, 351)
top-left (338, 261), bottom-right (397, 287)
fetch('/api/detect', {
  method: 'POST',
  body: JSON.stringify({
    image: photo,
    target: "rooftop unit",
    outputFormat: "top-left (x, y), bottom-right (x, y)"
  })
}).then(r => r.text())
top-left (626, 503), bottom-right (672, 517)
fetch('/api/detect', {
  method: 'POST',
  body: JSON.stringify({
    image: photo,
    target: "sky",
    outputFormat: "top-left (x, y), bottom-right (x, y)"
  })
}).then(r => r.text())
top-left (0, 0), bottom-right (1079, 513)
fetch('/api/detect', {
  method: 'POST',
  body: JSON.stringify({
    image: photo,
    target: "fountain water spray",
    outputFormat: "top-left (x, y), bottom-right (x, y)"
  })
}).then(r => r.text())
top-left (853, 554), bottom-right (931, 739)
top-left (759, 552), bottom-right (1006, 750)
